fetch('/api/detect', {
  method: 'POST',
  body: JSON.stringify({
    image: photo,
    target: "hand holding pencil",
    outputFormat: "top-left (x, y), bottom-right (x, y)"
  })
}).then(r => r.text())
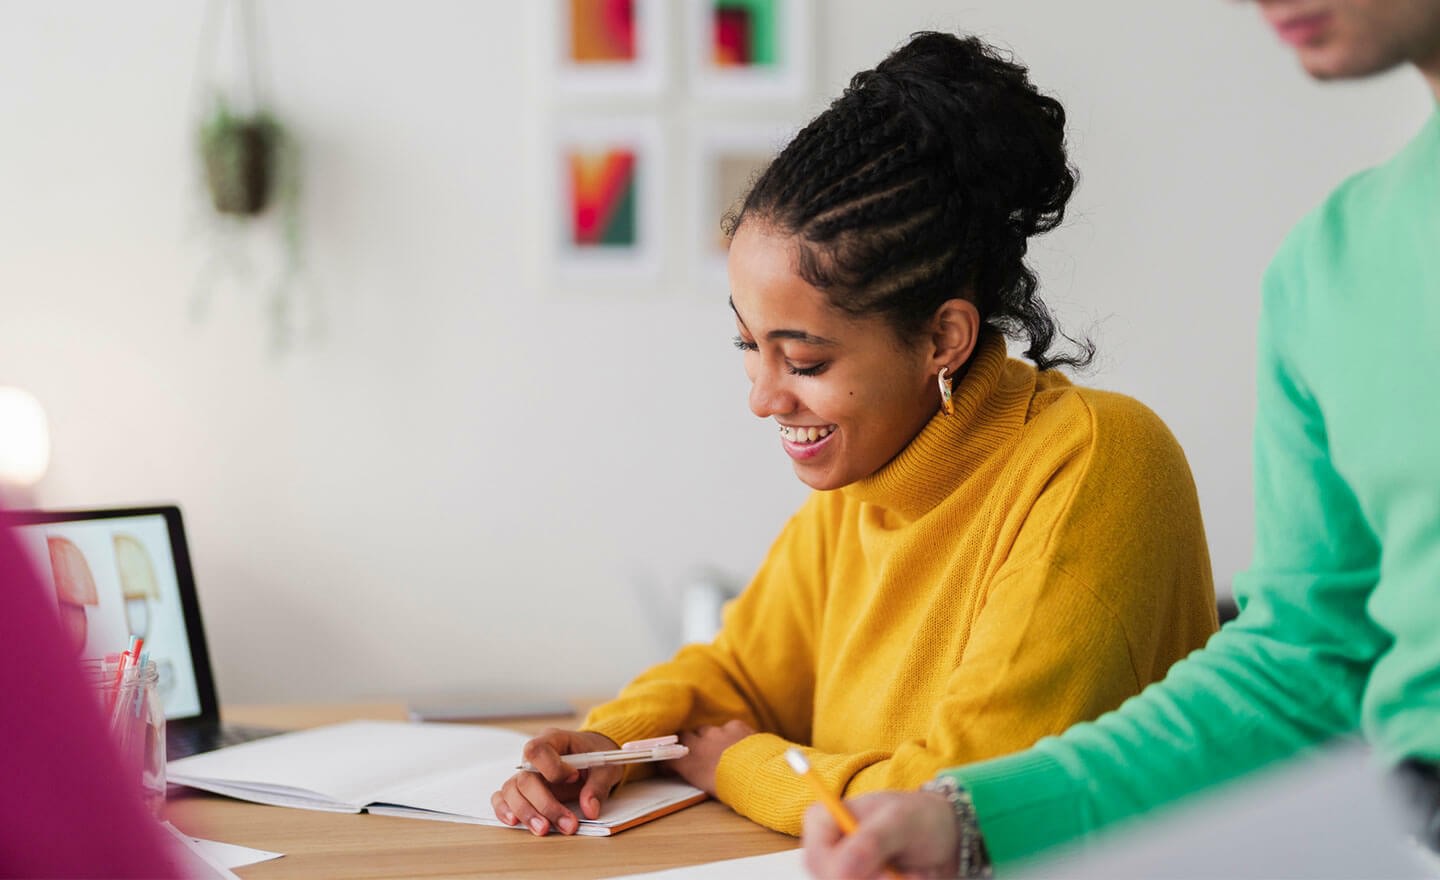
top-left (790, 748), bottom-right (958, 880)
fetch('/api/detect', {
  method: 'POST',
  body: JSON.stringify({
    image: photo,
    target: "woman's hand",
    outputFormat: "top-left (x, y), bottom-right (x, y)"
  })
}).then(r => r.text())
top-left (802, 790), bottom-right (959, 879)
top-left (490, 728), bottom-right (621, 836)
top-left (672, 719), bottom-right (756, 795)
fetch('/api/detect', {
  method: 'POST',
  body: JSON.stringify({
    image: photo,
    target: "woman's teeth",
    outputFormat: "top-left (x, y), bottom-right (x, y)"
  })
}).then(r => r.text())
top-left (778, 424), bottom-right (834, 443)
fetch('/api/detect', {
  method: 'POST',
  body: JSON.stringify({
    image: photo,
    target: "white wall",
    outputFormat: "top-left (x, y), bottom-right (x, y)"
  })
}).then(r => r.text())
top-left (1, 1), bottom-right (1430, 703)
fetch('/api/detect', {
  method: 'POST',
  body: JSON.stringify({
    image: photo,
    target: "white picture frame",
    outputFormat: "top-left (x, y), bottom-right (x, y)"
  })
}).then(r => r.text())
top-left (685, 0), bottom-right (812, 102)
top-left (550, 0), bottom-right (669, 98)
top-left (688, 119), bottom-right (792, 291)
top-left (545, 115), bottom-right (665, 283)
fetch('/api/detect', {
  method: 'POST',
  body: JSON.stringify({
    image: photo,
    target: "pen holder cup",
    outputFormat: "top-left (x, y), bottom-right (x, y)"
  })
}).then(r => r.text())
top-left (86, 658), bottom-right (166, 818)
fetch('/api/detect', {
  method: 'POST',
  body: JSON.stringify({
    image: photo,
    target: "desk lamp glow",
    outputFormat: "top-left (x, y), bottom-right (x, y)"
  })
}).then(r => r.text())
top-left (0, 386), bottom-right (51, 488)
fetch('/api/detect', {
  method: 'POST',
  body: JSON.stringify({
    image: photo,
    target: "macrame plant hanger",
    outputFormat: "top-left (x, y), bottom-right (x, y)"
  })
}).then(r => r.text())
top-left (190, 0), bottom-right (313, 352)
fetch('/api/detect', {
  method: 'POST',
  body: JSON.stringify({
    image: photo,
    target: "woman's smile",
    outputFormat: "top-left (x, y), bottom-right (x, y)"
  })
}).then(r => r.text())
top-left (728, 223), bottom-right (943, 490)
top-left (778, 423), bottom-right (837, 460)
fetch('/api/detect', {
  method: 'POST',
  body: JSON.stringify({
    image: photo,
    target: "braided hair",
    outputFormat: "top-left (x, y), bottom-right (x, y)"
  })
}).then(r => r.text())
top-left (725, 32), bottom-right (1093, 371)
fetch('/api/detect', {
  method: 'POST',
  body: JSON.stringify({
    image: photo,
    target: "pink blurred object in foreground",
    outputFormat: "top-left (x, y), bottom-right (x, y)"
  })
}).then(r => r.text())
top-left (0, 507), bottom-right (183, 878)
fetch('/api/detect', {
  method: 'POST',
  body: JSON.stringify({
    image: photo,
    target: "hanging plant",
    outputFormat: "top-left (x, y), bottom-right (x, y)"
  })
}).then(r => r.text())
top-left (200, 98), bottom-right (281, 216)
top-left (189, 0), bottom-right (315, 351)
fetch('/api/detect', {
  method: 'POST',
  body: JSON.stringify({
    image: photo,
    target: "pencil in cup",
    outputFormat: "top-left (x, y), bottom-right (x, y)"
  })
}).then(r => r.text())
top-left (105, 635), bottom-right (142, 718)
top-left (89, 655), bottom-right (168, 818)
top-left (785, 748), bottom-right (903, 880)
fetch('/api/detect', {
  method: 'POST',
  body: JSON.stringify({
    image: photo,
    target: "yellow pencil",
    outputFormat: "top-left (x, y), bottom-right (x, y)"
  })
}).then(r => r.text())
top-left (785, 747), bottom-right (902, 879)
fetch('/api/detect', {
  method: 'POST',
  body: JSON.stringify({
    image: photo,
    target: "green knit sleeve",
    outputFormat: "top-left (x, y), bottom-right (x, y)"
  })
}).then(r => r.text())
top-left (944, 237), bottom-right (1390, 867)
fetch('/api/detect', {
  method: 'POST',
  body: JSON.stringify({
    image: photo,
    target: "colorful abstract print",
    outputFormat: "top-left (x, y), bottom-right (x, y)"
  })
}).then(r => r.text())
top-left (713, 0), bottom-right (778, 67)
top-left (569, 149), bottom-right (638, 247)
top-left (570, 0), bottom-right (637, 63)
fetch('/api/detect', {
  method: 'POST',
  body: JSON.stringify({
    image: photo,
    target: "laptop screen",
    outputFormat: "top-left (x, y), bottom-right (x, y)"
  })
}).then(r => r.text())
top-left (8, 506), bottom-right (211, 722)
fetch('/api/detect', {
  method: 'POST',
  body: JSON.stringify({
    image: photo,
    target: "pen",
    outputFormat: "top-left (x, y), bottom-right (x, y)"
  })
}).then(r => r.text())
top-left (107, 635), bottom-right (143, 720)
top-left (516, 735), bottom-right (688, 772)
top-left (785, 747), bottom-right (902, 880)
top-left (133, 651), bottom-right (150, 719)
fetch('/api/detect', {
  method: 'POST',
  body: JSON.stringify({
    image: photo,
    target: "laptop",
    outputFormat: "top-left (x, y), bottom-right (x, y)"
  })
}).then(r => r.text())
top-left (4, 504), bottom-right (281, 758)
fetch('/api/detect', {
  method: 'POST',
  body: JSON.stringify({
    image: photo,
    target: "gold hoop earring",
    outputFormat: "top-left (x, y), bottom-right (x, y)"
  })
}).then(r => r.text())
top-left (938, 367), bottom-right (955, 416)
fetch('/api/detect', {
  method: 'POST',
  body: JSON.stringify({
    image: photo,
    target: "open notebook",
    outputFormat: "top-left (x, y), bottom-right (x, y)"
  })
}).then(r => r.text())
top-left (167, 720), bottom-right (706, 836)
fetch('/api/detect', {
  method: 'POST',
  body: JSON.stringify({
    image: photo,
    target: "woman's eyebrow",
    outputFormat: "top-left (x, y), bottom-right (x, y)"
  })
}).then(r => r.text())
top-left (765, 329), bottom-right (837, 346)
top-left (729, 297), bottom-right (837, 346)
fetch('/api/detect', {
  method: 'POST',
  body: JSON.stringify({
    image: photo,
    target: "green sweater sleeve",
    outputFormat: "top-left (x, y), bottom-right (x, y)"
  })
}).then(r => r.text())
top-left (944, 248), bottom-right (1391, 867)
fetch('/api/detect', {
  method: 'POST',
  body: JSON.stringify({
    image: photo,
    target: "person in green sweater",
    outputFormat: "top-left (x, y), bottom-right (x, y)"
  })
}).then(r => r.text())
top-left (801, 1), bottom-right (1440, 876)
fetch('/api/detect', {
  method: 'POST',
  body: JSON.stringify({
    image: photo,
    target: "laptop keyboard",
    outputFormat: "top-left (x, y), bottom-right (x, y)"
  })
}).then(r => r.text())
top-left (167, 723), bottom-right (283, 760)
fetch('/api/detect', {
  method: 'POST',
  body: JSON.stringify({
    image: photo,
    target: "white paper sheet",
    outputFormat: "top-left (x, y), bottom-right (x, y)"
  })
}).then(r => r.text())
top-left (168, 720), bottom-right (532, 809)
top-left (162, 822), bottom-right (284, 877)
top-left (610, 848), bottom-right (804, 879)
top-left (167, 720), bottom-right (705, 833)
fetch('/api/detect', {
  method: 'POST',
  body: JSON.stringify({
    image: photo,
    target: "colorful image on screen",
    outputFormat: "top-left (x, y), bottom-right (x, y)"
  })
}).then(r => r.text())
top-left (16, 515), bottom-right (202, 720)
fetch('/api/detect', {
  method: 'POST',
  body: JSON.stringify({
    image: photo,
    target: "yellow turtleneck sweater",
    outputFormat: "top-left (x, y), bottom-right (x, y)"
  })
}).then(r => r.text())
top-left (582, 335), bottom-right (1217, 835)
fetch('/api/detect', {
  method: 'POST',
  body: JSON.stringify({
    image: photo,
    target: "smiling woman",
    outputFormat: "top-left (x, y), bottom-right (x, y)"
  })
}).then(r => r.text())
top-left (490, 30), bottom-right (1219, 839)
top-left (727, 224), bottom-right (970, 491)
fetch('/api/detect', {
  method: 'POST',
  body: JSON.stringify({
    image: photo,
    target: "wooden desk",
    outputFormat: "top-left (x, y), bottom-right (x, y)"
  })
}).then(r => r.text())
top-left (164, 704), bottom-right (798, 879)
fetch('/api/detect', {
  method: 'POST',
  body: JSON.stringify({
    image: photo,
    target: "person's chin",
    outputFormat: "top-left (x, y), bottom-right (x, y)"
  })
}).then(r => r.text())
top-left (1298, 56), bottom-right (1351, 79)
top-left (1296, 47), bottom-right (1395, 80)
top-left (793, 462), bottom-right (845, 492)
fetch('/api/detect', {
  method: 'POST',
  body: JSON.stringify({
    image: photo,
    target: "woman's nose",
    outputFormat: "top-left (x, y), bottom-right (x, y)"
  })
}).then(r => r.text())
top-left (748, 366), bottom-right (794, 419)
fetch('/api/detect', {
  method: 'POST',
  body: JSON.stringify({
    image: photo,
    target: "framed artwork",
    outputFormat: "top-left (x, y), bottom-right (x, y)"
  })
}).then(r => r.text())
top-left (685, 0), bottom-right (812, 100)
top-left (689, 121), bottom-right (789, 290)
top-left (547, 117), bottom-right (664, 281)
top-left (552, 0), bottom-right (669, 96)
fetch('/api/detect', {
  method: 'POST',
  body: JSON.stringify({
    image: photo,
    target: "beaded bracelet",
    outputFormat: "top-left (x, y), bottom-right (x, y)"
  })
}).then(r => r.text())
top-left (922, 776), bottom-right (993, 879)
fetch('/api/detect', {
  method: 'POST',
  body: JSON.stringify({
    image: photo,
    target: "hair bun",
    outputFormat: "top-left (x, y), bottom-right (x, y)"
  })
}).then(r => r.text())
top-left (872, 32), bottom-right (1074, 240)
top-left (732, 29), bottom-right (1092, 372)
